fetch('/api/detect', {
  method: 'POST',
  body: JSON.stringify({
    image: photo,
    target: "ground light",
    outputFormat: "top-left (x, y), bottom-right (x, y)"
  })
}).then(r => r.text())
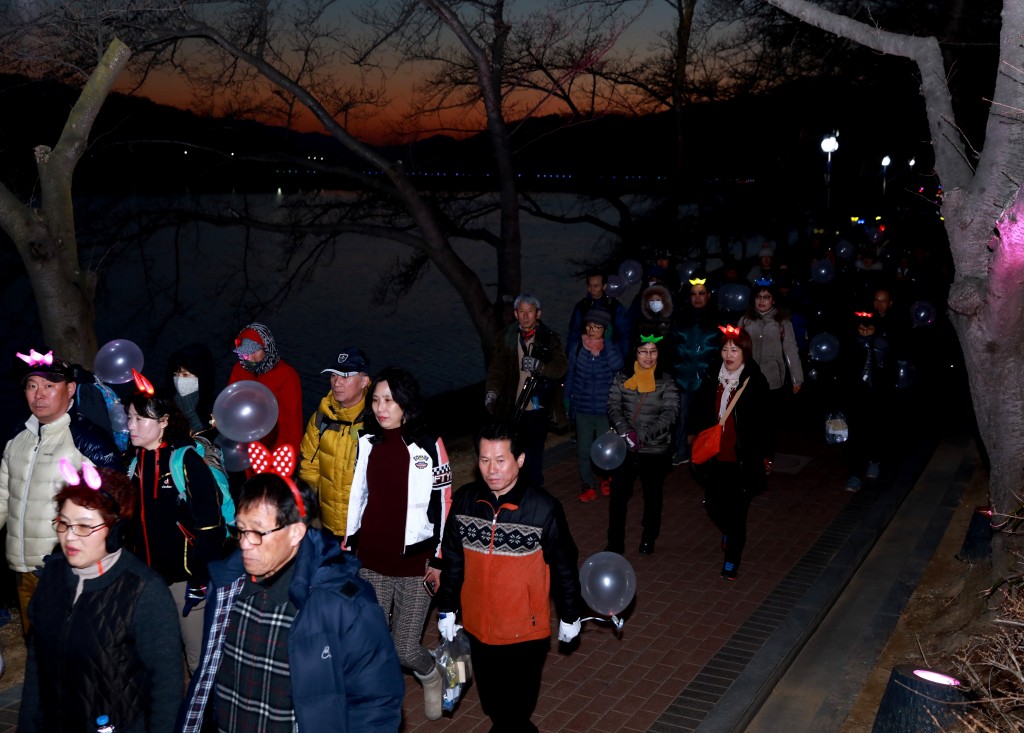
top-left (872, 664), bottom-right (972, 732)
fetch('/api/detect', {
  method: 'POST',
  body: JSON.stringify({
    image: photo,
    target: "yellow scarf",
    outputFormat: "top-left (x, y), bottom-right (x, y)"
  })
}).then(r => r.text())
top-left (624, 361), bottom-right (657, 393)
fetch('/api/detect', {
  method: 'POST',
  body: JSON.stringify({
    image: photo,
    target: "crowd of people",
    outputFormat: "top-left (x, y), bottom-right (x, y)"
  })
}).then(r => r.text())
top-left (0, 222), bottom-right (951, 732)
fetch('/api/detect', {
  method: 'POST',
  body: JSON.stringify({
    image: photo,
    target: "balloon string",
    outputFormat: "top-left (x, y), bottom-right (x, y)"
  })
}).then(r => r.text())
top-left (581, 615), bottom-right (626, 632)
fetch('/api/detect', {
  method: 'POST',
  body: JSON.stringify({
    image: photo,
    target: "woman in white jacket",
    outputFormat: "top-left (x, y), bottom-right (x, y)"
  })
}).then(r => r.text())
top-left (345, 367), bottom-right (452, 721)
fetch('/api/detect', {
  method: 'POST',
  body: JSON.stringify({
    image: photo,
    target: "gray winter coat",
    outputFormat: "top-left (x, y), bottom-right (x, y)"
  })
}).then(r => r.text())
top-left (607, 371), bottom-right (679, 455)
top-left (739, 310), bottom-right (804, 390)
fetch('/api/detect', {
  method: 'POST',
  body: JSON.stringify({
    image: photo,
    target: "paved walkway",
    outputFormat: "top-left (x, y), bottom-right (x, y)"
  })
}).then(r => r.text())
top-left (0, 419), bottom-right (962, 733)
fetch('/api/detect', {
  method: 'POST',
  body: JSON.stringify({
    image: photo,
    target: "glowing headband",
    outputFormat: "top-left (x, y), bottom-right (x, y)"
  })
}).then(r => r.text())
top-left (247, 443), bottom-right (306, 518)
top-left (688, 277), bottom-right (707, 286)
top-left (854, 311), bottom-right (874, 320)
top-left (719, 325), bottom-right (742, 338)
top-left (58, 457), bottom-right (119, 511)
top-left (753, 278), bottom-right (773, 287)
top-left (132, 369), bottom-right (155, 395)
top-left (639, 334), bottom-right (664, 343)
top-left (16, 349), bottom-right (53, 367)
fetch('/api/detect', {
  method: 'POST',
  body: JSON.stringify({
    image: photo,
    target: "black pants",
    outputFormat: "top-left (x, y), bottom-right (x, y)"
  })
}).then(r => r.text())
top-left (468, 634), bottom-right (549, 733)
top-left (606, 451), bottom-right (672, 552)
top-left (515, 408), bottom-right (550, 488)
top-left (703, 460), bottom-right (754, 566)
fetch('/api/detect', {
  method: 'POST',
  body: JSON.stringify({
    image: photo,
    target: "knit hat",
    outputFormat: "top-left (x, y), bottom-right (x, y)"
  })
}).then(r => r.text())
top-left (233, 328), bottom-right (265, 357)
top-left (584, 309), bottom-right (612, 329)
top-left (322, 347), bottom-right (370, 376)
top-left (759, 245), bottom-right (774, 258)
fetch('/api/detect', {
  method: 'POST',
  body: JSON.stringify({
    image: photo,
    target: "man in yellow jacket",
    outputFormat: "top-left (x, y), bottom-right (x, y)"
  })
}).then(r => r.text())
top-left (299, 347), bottom-right (371, 536)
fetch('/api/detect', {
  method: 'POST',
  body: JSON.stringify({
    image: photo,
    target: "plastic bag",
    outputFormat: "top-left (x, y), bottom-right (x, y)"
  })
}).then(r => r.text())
top-left (825, 411), bottom-right (849, 444)
top-left (433, 630), bottom-right (473, 713)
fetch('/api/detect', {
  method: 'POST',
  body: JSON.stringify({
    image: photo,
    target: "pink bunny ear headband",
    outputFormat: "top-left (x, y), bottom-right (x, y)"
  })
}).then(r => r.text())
top-left (247, 443), bottom-right (306, 518)
top-left (58, 458), bottom-right (119, 511)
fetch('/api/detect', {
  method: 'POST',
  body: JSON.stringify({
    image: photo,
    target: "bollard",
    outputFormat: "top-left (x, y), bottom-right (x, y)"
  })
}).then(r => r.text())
top-left (955, 506), bottom-right (993, 563)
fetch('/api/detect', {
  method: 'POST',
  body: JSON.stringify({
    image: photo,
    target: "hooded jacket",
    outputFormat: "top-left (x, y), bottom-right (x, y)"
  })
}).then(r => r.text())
top-left (0, 410), bottom-right (120, 573)
top-left (299, 391), bottom-right (366, 534)
top-left (739, 308), bottom-right (804, 390)
top-left (179, 529), bottom-right (404, 733)
top-left (631, 285), bottom-right (675, 351)
top-left (227, 323), bottom-right (303, 452)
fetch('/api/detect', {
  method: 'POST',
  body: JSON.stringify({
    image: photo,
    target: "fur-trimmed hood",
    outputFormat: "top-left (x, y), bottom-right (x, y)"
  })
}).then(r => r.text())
top-left (641, 285), bottom-right (674, 320)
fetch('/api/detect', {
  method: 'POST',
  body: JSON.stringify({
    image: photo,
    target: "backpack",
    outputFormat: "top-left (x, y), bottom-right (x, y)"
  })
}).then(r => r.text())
top-left (129, 437), bottom-right (236, 529)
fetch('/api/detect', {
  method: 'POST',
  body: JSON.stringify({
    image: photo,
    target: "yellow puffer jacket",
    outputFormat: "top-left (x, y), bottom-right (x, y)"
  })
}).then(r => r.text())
top-left (299, 392), bottom-right (365, 535)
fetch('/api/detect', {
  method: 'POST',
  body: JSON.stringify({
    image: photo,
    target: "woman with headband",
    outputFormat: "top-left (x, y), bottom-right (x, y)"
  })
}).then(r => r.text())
top-left (19, 462), bottom-right (182, 733)
top-left (605, 333), bottom-right (679, 556)
top-left (692, 325), bottom-right (771, 580)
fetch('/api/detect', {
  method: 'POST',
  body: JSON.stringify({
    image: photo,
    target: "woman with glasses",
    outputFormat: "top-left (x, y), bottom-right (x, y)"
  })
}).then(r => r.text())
top-left (692, 326), bottom-right (771, 580)
top-left (20, 465), bottom-right (182, 732)
top-left (345, 367), bottom-right (452, 721)
top-left (605, 333), bottom-right (679, 556)
top-left (126, 390), bottom-right (227, 673)
top-left (738, 281), bottom-right (803, 454)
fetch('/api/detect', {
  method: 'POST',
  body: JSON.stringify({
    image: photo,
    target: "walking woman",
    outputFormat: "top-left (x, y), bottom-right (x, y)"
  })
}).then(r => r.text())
top-left (605, 334), bottom-right (679, 555)
top-left (693, 326), bottom-right (770, 580)
top-left (564, 308), bottom-right (624, 503)
top-left (345, 367), bottom-right (453, 721)
top-left (20, 464), bottom-right (181, 733)
top-left (126, 388), bottom-right (227, 673)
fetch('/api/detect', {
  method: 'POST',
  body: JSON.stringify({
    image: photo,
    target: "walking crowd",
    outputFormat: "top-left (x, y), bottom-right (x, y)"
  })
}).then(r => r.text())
top-left (0, 221), bottom-right (950, 733)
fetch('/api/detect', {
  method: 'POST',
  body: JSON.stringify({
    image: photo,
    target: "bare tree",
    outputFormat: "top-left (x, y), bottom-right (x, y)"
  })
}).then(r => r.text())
top-left (759, 0), bottom-right (1023, 577)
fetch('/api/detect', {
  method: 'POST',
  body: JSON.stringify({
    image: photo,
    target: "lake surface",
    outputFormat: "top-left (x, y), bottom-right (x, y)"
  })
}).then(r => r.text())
top-left (47, 192), bottom-right (647, 420)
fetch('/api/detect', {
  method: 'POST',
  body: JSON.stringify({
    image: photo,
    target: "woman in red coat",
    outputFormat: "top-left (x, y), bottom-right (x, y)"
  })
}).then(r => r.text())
top-left (227, 322), bottom-right (303, 452)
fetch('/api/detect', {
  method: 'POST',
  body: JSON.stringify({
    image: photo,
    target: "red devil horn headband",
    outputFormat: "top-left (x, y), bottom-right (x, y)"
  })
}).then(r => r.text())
top-left (132, 369), bottom-right (155, 395)
top-left (247, 442), bottom-right (306, 518)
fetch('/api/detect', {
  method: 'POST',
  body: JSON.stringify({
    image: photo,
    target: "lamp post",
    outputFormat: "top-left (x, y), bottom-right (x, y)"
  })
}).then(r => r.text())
top-left (821, 132), bottom-right (839, 210)
top-left (881, 155), bottom-right (891, 196)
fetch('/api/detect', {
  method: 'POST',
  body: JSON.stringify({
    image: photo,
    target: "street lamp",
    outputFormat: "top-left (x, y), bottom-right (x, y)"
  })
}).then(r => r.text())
top-left (821, 132), bottom-right (839, 209)
top-left (881, 155), bottom-right (891, 196)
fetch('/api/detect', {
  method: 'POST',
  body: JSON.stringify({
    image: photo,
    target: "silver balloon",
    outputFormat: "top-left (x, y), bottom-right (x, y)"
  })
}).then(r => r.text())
top-left (911, 300), bottom-right (936, 327)
top-left (835, 240), bottom-right (856, 260)
top-left (718, 283), bottom-right (749, 311)
top-left (809, 332), bottom-right (839, 362)
top-left (810, 259), bottom-right (835, 284)
top-left (591, 431), bottom-right (626, 471)
top-left (606, 274), bottom-right (627, 298)
top-left (895, 359), bottom-right (917, 389)
top-left (108, 403), bottom-right (128, 432)
top-left (580, 551), bottom-right (637, 617)
top-left (93, 339), bottom-right (144, 384)
top-left (215, 435), bottom-right (251, 472)
top-left (212, 381), bottom-right (280, 442)
top-left (618, 260), bottom-right (643, 286)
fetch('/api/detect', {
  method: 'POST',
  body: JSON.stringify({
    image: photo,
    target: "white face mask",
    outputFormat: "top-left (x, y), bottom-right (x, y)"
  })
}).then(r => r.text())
top-left (174, 375), bottom-right (200, 397)
top-left (649, 299), bottom-right (664, 313)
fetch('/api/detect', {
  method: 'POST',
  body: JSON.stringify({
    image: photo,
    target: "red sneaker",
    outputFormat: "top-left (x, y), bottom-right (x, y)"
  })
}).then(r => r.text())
top-left (577, 487), bottom-right (598, 503)
top-left (599, 478), bottom-right (612, 496)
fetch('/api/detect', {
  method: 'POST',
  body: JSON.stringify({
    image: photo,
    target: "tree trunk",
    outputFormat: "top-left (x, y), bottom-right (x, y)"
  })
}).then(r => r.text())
top-left (0, 38), bottom-right (132, 366)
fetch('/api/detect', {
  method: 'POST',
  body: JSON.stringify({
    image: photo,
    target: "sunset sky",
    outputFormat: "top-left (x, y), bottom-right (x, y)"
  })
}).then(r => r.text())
top-left (120, 0), bottom-right (678, 145)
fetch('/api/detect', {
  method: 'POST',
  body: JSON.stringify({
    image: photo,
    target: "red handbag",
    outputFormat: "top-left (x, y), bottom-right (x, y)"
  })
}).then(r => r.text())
top-left (691, 378), bottom-right (749, 465)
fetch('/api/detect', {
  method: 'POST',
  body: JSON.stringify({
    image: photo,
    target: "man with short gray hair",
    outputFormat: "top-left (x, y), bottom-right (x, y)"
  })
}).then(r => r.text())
top-left (299, 346), bottom-right (371, 535)
top-left (484, 295), bottom-right (567, 487)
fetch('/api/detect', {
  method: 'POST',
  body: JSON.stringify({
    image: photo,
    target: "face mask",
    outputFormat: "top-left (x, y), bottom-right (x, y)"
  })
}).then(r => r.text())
top-left (174, 375), bottom-right (199, 397)
top-left (649, 300), bottom-right (664, 313)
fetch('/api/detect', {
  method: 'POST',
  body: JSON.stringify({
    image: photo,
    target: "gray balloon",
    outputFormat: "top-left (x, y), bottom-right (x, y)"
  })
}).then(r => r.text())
top-left (212, 381), bottom-right (279, 442)
top-left (590, 431), bottom-right (626, 471)
top-left (215, 435), bottom-right (251, 472)
top-left (580, 551), bottom-right (637, 616)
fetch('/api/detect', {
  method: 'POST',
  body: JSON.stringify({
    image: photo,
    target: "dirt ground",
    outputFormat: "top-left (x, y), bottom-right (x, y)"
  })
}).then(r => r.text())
top-left (839, 466), bottom-right (997, 731)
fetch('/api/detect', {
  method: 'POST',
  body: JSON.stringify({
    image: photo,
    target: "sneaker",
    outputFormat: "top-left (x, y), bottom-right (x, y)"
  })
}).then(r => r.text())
top-left (845, 475), bottom-right (862, 492)
top-left (577, 487), bottom-right (598, 503)
top-left (672, 453), bottom-right (690, 466)
top-left (599, 477), bottom-right (612, 496)
top-left (721, 561), bottom-right (738, 580)
top-left (866, 461), bottom-right (881, 480)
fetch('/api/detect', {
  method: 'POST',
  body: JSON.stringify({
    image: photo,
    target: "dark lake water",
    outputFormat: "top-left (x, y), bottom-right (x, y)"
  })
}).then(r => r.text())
top-left (1, 193), bottom-right (646, 429)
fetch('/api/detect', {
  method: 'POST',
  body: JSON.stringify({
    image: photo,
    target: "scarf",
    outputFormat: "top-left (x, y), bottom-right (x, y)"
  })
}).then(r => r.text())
top-left (717, 363), bottom-right (742, 421)
top-left (581, 334), bottom-right (604, 356)
top-left (237, 322), bottom-right (281, 376)
top-left (71, 548), bottom-right (123, 602)
top-left (624, 362), bottom-right (657, 393)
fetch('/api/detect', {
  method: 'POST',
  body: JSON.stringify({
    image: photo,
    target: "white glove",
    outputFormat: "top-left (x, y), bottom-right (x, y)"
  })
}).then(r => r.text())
top-left (522, 355), bottom-right (542, 373)
top-left (484, 391), bottom-right (498, 414)
top-left (557, 619), bottom-right (582, 643)
top-left (438, 612), bottom-right (462, 642)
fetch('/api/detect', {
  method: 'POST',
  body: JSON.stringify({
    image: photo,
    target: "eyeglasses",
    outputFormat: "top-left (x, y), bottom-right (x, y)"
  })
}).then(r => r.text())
top-left (52, 519), bottom-right (109, 537)
top-left (637, 348), bottom-right (658, 356)
top-left (227, 524), bottom-right (288, 545)
top-left (755, 294), bottom-right (773, 301)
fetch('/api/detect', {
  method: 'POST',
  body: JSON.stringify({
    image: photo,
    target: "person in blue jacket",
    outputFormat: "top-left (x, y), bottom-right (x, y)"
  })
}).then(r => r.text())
top-left (179, 468), bottom-right (404, 733)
